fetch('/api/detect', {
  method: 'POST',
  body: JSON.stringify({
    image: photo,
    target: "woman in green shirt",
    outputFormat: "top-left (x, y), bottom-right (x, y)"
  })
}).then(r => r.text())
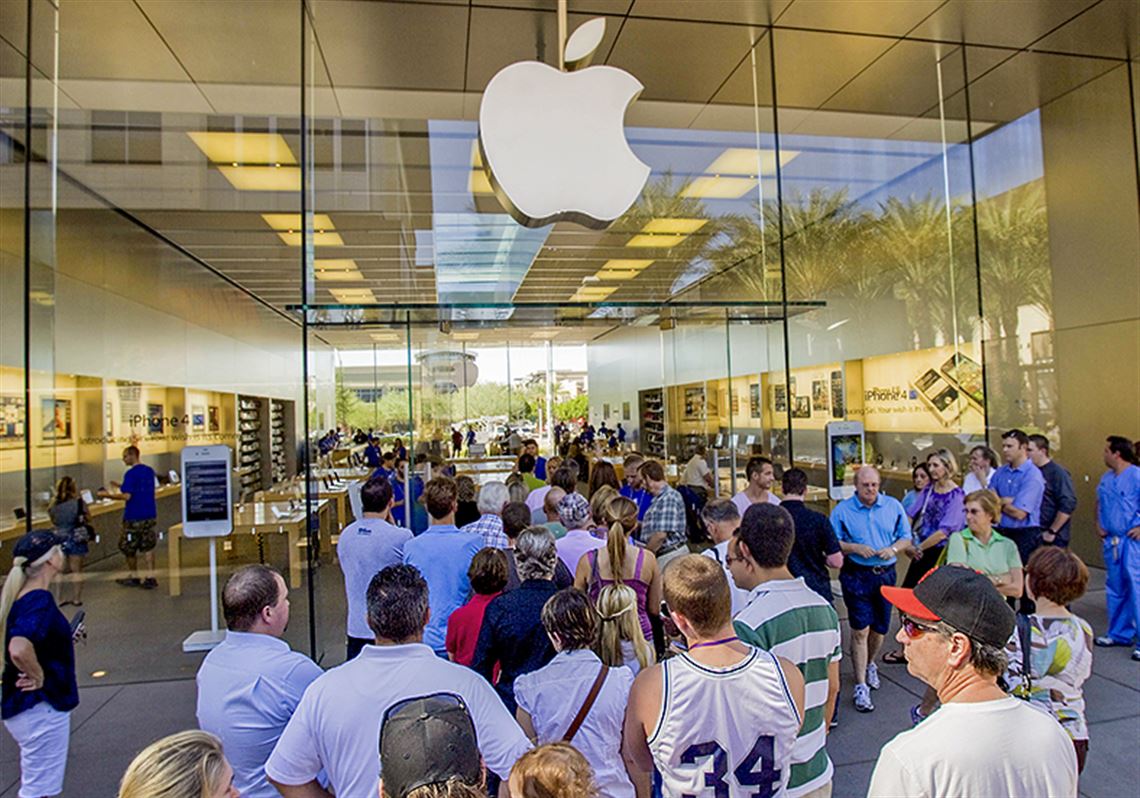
top-left (947, 490), bottom-right (1023, 599)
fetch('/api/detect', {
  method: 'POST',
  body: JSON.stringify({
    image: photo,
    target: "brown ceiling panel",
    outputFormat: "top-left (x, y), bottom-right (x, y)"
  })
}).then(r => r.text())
top-left (630, 0), bottom-right (791, 26)
top-left (771, 28), bottom-right (894, 110)
top-left (906, 0), bottom-right (1099, 50)
top-left (1031, 0), bottom-right (1140, 59)
top-left (776, 0), bottom-right (945, 37)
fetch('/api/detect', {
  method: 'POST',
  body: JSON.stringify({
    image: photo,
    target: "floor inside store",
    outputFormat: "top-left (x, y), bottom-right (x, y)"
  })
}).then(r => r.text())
top-left (2, 563), bottom-right (1137, 798)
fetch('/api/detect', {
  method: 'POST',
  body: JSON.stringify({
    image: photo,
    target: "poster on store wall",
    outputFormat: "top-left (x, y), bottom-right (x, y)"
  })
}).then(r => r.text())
top-left (771, 384), bottom-right (787, 413)
top-left (208, 406), bottom-right (220, 432)
top-left (192, 405), bottom-right (206, 430)
top-left (147, 403), bottom-right (165, 434)
top-left (830, 370), bottom-right (845, 418)
top-left (41, 398), bottom-right (72, 442)
top-left (861, 344), bottom-right (984, 433)
top-left (749, 384), bottom-right (761, 418)
top-left (684, 387), bottom-right (705, 419)
top-left (792, 396), bottom-right (811, 419)
top-left (117, 380), bottom-right (142, 425)
top-left (811, 380), bottom-right (829, 412)
top-left (1, 395), bottom-right (25, 447)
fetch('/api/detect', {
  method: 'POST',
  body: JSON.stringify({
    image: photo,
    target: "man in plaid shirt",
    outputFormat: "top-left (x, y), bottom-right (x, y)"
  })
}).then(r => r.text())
top-left (639, 460), bottom-right (689, 571)
top-left (460, 481), bottom-right (510, 549)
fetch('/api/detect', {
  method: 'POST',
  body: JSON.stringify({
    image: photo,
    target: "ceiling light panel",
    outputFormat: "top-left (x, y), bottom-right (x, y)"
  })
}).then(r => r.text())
top-left (601, 259), bottom-right (653, 271)
top-left (217, 165), bottom-right (301, 191)
top-left (261, 213), bottom-right (335, 231)
top-left (596, 269), bottom-right (642, 280)
top-left (314, 259), bottom-right (358, 272)
top-left (704, 148), bottom-right (800, 176)
top-left (329, 288), bottom-right (376, 303)
top-left (451, 332), bottom-right (480, 340)
top-left (277, 231), bottom-right (345, 247)
top-left (626, 234), bottom-right (688, 248)
top-left (680, 176), bottom-right (757, 199)
top-left (641, 218), bottom-right (707, 235)
top-left (315, 270), bottom-right (364, 282)
top-left (187, 132), bottom-right (297, 165)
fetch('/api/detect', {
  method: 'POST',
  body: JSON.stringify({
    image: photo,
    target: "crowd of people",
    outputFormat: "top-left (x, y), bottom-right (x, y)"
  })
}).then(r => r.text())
top-left (2, 429), bottom-right (1138, 797)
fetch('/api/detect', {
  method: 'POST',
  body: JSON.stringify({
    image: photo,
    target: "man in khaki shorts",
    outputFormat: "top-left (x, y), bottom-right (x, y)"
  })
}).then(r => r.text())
top-left (100, 445), bottom-right (159, 589)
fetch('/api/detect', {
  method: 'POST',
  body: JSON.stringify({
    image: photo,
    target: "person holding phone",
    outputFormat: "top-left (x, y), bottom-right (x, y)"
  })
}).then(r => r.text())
top-left (100, 445), bottom-right (158, 589)
top-left (1, 531), bottom-right (80, 798)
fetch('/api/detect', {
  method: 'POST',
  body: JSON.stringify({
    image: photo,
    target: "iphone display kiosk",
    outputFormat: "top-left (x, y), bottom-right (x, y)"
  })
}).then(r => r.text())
top-left (180, 445), bottom-right (233, 653)
top-left (826, 421), bottom-right (865, 501)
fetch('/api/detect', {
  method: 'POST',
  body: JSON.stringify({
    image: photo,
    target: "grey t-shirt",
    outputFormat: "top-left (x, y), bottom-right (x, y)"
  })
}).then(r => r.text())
top-left (48, 498), bottom-right (82, 534)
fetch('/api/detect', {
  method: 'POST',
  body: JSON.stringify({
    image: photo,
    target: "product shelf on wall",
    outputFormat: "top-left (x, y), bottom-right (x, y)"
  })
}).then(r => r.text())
top-left (639, 387), bottom-right (666, 460)
top-left (237, 395), bottom-right (263, 496)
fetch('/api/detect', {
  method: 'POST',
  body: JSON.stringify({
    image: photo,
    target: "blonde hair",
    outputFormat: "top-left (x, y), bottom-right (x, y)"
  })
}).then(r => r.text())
top-left (926, 448), bottom-right (959, 480)
top-left (0, 545), bottom-right (60, 643)
top-left (589, 485), bottom-right (618, 526)
top-left (596, 584), bottom-right (653, 672)
top-left (601, 495), bottom-right (638, 585)
top-left (401, 780), bottom-right (487, 798)
top-left (510, 742), bottom-right (598, 798)
top-left (965, 489), bottom-right (1001, 524)
top-left (50, 475), bottom-right (78, 507)
top-left (118, 730), bottom-right (231, 798)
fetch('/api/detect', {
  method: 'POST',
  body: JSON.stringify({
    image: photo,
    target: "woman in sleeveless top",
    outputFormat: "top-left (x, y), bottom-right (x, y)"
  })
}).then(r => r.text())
top-left (47, 476), bottom-right (88, 606)
top-left (574, 495), bottom-right (661, 641)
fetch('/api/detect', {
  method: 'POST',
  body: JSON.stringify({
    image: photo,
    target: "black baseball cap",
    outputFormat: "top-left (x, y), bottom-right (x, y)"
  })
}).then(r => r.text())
top-left (882, 565), bottom-right (1015, 648)
top-left (12, 530), bottom-right (61, 563)
top-left (379, 693), bottom-right (481, 798)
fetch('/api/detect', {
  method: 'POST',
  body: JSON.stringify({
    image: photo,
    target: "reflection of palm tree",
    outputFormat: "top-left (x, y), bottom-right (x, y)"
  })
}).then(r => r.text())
top-left (877, 195), bottom-right (952, 348)
top-left (975, 181), bottom-right (1051, 428)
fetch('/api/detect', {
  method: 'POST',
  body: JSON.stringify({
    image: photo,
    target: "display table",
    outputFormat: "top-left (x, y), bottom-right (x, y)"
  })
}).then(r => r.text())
top-left (166, 499), bottom-right (330, 596)
top-left (0, 484), bottom-right (183, 544)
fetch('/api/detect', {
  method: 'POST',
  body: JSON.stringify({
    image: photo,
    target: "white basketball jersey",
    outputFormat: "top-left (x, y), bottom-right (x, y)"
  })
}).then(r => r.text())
top-left (648, 648), bottom-right (801, 798)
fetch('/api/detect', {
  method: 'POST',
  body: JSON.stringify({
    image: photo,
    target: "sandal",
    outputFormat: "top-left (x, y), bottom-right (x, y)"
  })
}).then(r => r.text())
top-left (882, 649), bottom-right (907, 665)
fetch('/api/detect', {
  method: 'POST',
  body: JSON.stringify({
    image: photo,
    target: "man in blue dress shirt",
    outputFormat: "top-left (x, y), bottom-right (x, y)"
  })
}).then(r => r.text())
top-left (618, 453), bottom-right (653, 520)
top-left (196, 565), bottom-right (322, 798)
top-left (991, 429), bottom-right (1047, 562)
top-left (402, 477), bottom-right (482, 656)
top-left (1094, 436), bottom-right (1140, 660)
top-left (831, 466), bottom-right (911, 713)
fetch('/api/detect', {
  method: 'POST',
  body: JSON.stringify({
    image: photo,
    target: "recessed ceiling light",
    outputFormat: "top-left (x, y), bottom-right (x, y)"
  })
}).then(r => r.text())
top-left (704, 147), bottom-right (799, 177)
top-left (262, 213), bottom-right (335, 231)
top-left (314, 259), bottom-right (358, 272)
top-left (217, 165), bottom-right (301, 191)
top-left (187, 132), bottom-right (297, 165)
top-left (329, 288), bottom-right (376, 304)
top-left (601, 259), bottom-right (653, 271)
top-left (641, 218), bottom-right (707, 235)
top-left (680, 176), bottom-right (756, 199)
top-left (278, 231), bottom-right (345, 247)
top-left (626, 233), bottom-right (687, 248)
top-left (315, 270), bottom-right (363, 282)
top-left (91, 670), bottom-right (107, 678)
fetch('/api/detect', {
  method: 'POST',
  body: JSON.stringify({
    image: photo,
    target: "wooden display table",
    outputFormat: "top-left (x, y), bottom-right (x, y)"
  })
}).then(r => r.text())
top-left (166, 499), bottom-right (329, 597)
top-left (0, 484), bottom-right (183, 543)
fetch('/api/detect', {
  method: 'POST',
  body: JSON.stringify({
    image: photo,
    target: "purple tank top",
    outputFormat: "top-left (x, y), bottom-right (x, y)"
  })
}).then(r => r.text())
top-left (588, 547), bottom-right (652, 640)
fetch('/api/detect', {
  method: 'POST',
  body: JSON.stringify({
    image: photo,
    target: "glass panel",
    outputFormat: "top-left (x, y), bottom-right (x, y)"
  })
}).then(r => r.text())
top-left (774, 30), bottom-right (980, 499)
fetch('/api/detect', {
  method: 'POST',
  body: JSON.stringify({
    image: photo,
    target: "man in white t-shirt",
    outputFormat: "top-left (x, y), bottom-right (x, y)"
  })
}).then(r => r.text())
top-left (699, 499), bottom-right (749, 615)
top-left (868, 566), bottom-right (1077, 798)
top-left (265, 564), bottom-right (531, 798)
top-left (681, 443), bottom-right (714, 500)
top-left (337, 477), bottom-right (411, 660)
top-left (732, 456), bottom-right (782, 517)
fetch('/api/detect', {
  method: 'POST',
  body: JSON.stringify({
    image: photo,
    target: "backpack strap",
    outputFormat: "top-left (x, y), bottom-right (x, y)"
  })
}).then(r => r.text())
top-left (562, 663), bottom-right (608, 743)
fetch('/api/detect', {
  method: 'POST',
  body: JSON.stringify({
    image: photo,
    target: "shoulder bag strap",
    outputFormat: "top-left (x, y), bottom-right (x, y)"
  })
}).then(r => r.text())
top-left (562, 663), bottom-right (608, 742)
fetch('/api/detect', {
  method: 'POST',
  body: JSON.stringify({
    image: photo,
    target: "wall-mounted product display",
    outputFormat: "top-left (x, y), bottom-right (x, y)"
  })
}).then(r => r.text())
top-left (638, 387), bottom-right (665, 459)
top-left (237, 395), bottom-right (264, 496)
top-left (270, 400), bottom-right (289, 485)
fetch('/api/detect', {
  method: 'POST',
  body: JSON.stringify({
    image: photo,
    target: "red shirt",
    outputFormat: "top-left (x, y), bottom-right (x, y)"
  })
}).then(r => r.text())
top-left (446, 592), bottom-right (500, 677)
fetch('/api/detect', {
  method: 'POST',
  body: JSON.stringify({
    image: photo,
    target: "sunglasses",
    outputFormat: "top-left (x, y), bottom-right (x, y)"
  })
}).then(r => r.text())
top-left (900, 614), bottom-right (941, 639)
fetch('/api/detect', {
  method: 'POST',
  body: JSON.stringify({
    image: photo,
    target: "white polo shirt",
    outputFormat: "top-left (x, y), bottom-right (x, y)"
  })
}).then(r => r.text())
top-left (731, 489), bottom-right (782, 517)
top-left (265, 642), bottom-right (531, 796)
top-left (515, 649), bottom-right (635, 798)
top-left (337, 517), bottom-right (412, 639)
top-left (196, 631), bottom-right (323, 798)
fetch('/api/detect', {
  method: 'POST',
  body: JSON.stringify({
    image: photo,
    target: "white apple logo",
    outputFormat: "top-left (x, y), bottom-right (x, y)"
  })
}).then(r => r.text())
top-left (478, 18), bottom-right (650, 230)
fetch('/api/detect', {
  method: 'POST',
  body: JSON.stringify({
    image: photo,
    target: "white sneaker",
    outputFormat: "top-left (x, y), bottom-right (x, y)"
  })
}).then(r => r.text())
top-left (866, 662), bottom-right (881, 690)
top-left (854, 683), bottom-right (875, 712)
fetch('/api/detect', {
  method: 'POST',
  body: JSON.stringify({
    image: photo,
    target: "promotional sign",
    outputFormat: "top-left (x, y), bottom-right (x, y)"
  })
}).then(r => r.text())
top-left (860, 344), bottom-right (984, 434)
top-left (180, 445), bottom-right (233, 538)
top-left (478, 18), bottom-right (650, 229)
top-left (826, 421), bottom-right (865, 501)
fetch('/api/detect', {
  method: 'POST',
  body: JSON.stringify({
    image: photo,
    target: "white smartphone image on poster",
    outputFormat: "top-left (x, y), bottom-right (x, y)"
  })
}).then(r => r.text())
top-left (911, 368), bottom-right (964, 427)
top-left (181, 445), bottom-right (233, 538)
top-left (939, 352), bottom-right (984, 411)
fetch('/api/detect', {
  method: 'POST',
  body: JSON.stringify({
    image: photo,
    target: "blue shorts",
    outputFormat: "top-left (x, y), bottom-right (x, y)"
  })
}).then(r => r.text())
top-left (840, 563), bottom-right (896, 634)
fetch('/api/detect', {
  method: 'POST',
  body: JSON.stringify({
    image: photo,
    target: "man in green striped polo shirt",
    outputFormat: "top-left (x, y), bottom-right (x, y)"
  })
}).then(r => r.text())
top-left (729, 503), bottom-right (842, 798)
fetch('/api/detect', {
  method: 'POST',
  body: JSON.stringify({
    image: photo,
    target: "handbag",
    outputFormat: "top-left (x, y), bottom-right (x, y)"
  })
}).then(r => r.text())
top-left (74, 498), bottom-right (94, 543)
top-left (562, 663), bottom-right (608, 742)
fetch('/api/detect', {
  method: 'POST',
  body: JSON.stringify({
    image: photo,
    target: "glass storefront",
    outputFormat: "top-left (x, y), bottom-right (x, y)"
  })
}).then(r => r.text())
top-left (2, 1), bottom-right (1138, 683)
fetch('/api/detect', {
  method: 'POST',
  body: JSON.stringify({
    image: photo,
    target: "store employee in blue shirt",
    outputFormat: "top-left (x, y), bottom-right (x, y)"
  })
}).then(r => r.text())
top-left (830, 466), bottom-right (911, 713)
top-left (99, 445), bottom-right (158, 589)
top-left (363, 436), bottom-right (382, 468)
top-left (991, 429), bottom-right (1046, 566)
top-left (1094, 436), bottom-right (1140, 659)
top-left (197, 565), bottom-right (322, 798)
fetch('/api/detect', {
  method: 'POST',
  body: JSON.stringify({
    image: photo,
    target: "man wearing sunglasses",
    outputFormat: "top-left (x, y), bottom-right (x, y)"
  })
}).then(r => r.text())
top-left (868, 567), bottom-right (1077, 798)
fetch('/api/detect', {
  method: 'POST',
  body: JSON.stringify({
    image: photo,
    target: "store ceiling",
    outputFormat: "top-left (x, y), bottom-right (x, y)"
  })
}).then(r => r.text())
top-left (0, 0), bottom-right (1135, 346)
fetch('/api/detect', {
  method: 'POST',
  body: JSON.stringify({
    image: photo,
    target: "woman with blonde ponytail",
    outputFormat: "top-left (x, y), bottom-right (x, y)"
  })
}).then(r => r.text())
top-left (2, 531), bottom-right (78, 798)
top-left (574, 495), bottom-right (661, 642)
top-left (596, 584), bottom-right (654, 675)
top-left (118, 730), bottom-right (238, 798)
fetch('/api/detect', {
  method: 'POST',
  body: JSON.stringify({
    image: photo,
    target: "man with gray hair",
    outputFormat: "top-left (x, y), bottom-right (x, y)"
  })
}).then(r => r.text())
top-left (196, 565), bottom-right (322, 798)
top-left (460, 480), bottom-right (510, 549)
top-left (472, 527), bottom-right (560, 714)
top-left (699, 498), bottom-right (749, 614)
top-left (869, 567), bottom-right (1077, 797)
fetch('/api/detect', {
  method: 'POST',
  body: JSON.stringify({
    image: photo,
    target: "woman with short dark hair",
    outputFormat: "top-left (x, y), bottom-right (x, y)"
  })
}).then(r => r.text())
top-left (514, 589), bottom-right (645, 798)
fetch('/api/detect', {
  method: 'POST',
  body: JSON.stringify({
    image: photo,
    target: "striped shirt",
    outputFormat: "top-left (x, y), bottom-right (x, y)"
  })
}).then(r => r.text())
top-left (733, 577), bottom-right (841, 798)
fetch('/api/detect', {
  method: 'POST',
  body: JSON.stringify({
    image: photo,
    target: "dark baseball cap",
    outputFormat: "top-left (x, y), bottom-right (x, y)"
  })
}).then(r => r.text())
top-left (379, 693), bottom-right (481, 798)
top-left (12, 530), bottom-right (61, 563)
top-left (882, 565), bottom-right (1015, 649)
